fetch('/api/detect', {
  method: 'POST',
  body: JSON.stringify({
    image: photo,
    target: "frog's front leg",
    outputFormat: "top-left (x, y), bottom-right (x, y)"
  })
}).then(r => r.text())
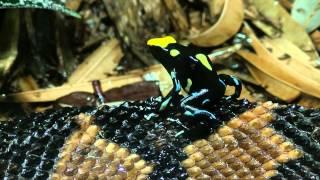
top-left (160, 69), bottom-right (183, 111)
top-left (180, 89), bottom-right (218, 124)
top-left (219, 74), bottom-right (242, 98)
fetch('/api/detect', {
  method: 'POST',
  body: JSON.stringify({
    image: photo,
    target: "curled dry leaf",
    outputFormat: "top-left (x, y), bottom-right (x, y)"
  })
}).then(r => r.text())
top-left (261, 38), bottom-right (320, 84)
top-left (189, 0), bottom-right (244, 47)
top-left (245, 0), bottom-right (319, 66)
top-left (67, 39), bottom-right (123, 84)
top-left (246, 64), bottom-right (300, 102)
top-left (238, 24), bottom-right (320, 99)
top-left (206, 0), bottom-right (225, 18)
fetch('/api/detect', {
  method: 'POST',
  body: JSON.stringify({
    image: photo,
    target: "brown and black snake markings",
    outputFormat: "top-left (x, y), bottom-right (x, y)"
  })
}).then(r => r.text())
top-left (1, 98), bottom-right (319, 179)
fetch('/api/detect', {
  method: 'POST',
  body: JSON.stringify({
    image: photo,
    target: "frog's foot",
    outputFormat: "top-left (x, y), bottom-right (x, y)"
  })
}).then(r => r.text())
top-left (180, 89), bottom-right (218, 124)
top-left (184, 105), bottom-right (218, 124)
top-left (159, 96), bottom-right (172, 111)
top-left (219, 74), bottom-right (242, 98)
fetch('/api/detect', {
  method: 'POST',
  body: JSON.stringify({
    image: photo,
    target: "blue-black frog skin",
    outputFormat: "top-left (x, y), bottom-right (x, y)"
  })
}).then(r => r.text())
top-left (147, 36), bottom-right (242, 123)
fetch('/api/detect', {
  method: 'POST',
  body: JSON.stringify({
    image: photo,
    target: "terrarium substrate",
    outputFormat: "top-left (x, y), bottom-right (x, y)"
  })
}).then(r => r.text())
top-left (0, 97), bottom-right (319, 179)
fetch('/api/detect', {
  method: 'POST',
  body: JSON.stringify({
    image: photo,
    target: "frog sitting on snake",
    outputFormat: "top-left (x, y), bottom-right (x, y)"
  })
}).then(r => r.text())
top-left (147, 36), bottom-right (242, 124)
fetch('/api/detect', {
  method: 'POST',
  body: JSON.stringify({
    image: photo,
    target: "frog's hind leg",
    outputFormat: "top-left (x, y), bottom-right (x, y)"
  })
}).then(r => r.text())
top-left (180, 89), bottom-right (218, 124)
top-left (219, 74), bottom-right (242, 98)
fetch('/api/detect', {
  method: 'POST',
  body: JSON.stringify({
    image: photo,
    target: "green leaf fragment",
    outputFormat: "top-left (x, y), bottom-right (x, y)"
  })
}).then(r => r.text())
top-left (0, 0), bottom-right (81, 18)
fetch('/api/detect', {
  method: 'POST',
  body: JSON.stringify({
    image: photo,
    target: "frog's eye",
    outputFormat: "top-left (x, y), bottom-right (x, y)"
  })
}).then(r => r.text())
top-left (195, 53), bottom-right (212, 71)
top-left (170, 49), bottom-right (180, 57)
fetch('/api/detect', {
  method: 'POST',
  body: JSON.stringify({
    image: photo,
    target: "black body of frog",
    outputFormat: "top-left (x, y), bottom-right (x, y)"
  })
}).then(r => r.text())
top-left (147, 36), bottom-right (242, 123)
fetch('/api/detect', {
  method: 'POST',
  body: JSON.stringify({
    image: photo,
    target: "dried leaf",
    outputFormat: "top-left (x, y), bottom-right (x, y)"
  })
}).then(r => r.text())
top-left (206, 0), bottom-right (225, 18)
top-left (189, 0), bottom-right (244, 47)
top-left (261, 37), bottom-right (320, 84)
top-left (67, 39), bottom-right (123, 84)
top-left (17, 75), bottom-right (39, 92)
top-left (246, 64), bottom-right (300, 102)
top-left (238, 24), bottom-right (320, 98)
top-left (246, 0), bottom-right (319, 65)
top-left (291, 0), bottom-right (320, 32)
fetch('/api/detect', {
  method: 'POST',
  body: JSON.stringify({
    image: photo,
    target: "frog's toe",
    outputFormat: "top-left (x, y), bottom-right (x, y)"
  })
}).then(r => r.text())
top-left (159, 96), bottom-right (172, 111)
top-left (201, 99), bottom-right (211, 106)
top-left (183, 105), bottom-right (218, 125)
top-left (184, 111), bottom-right (193, 117)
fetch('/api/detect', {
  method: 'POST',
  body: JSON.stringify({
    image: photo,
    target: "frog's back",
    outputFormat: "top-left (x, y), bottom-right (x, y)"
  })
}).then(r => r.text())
top-left (189, 63), bottom-right (226, 98)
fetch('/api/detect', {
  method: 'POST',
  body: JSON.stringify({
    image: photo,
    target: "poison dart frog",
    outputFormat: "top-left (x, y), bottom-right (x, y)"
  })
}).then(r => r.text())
top-left (147, 36), bottom-right (242, 123)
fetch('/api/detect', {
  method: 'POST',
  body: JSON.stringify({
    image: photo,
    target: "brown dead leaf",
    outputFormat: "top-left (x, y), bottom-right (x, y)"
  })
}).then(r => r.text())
top-left (246, 64), bottom-right (300, 102)
top-left (238, 24), bottom-right (320, 99)
top-left (17, 76), bottom-right (39, 92)
top-left (261, 38), bottom-right (320, 84)
top-left (68, 39), bottom-right (123, 84)
top-left (206, 0), bottom-right (225, 18)
top-left (189, 0), bottom-right (244, 47)
top-left (245, 0), bottom-right (319, 66)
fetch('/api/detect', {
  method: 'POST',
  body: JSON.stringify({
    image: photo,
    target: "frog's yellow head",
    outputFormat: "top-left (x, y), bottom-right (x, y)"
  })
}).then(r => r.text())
top-left (147, 36), bottom-right (176, 48)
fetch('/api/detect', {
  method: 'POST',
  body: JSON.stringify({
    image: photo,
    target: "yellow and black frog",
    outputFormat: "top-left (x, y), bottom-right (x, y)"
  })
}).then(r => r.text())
top-left (147, 36), bottom-right (242, 123)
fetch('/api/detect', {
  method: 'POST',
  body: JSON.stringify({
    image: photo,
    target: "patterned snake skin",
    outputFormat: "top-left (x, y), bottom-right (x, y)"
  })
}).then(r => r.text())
top-left (0, 97), bottom-right (319, 179)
